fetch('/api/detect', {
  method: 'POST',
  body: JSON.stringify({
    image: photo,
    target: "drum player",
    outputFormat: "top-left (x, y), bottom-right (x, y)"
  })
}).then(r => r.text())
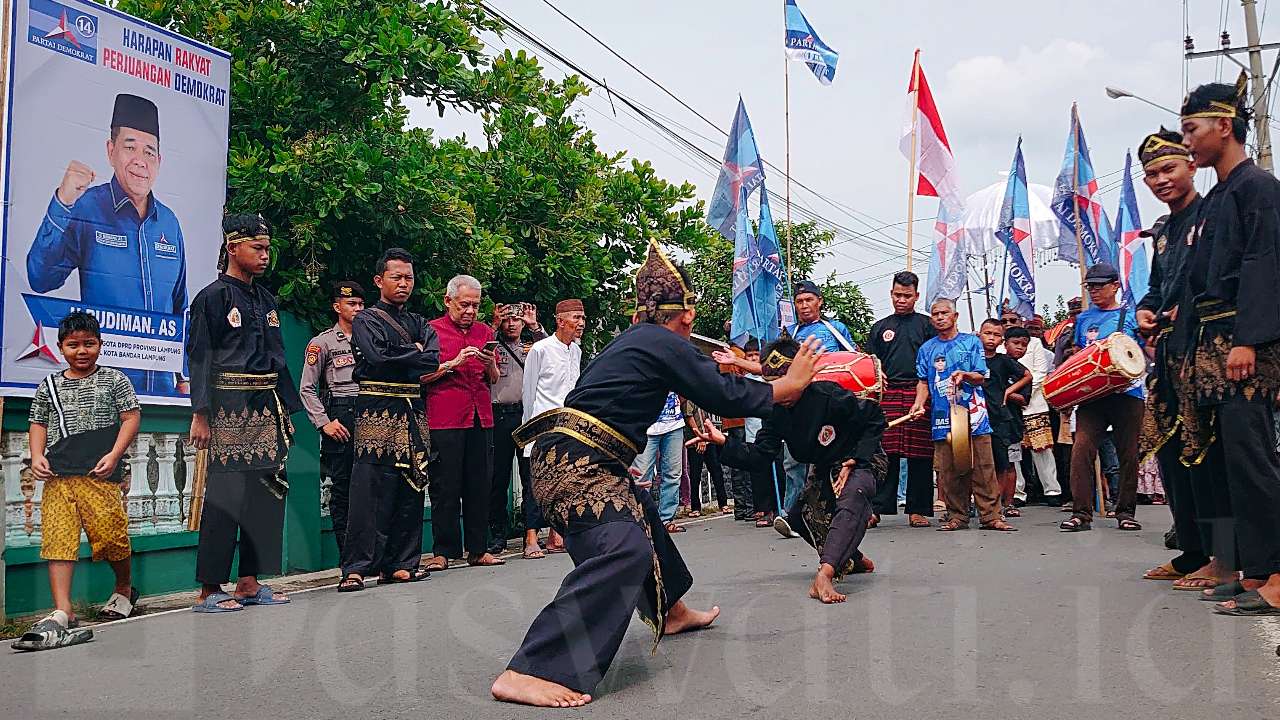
top-left (1059, 262), bottom-right (1146, 532)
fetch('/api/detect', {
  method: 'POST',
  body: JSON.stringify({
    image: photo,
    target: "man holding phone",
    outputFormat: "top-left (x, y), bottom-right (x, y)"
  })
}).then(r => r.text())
top-left (424, 275), bottom-right (504, 570)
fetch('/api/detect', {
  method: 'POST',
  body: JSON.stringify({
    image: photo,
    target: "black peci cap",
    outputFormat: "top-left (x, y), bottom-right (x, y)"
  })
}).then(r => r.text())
top-left (111, 93), bottom-right (159, 142)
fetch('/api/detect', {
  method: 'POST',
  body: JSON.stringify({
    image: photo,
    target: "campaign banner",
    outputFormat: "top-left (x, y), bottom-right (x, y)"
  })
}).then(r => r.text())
top-left (2, 0), bottom-right (230, 405)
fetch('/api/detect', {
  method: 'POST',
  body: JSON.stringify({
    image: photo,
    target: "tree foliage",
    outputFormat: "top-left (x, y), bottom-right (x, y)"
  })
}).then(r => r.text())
top-left (114, 0), bottom-right (713, 340)
top-left (685, 221), bottom-right (874, 343)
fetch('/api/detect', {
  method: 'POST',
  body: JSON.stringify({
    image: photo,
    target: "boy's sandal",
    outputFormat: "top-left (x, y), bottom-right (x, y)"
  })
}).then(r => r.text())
top-left (11, 612), bottom-right (93, 652)
top-left (337, 575), bottom-right (365, 593)
top-left (238, 584), bottom-right (291, 605)
top-left (1141, 563), bottom-right (1186, 581)
top-left (1059, 517), bottom-right (1091, 532)
top-left (1200, 580), bottom-right (1247, 602)
top-left (1213, 590), bottom-right (1280, 616)
top-left (1117, 518), bottom-right (1142, 531)
top-left (191, 592), bottom-right (243, 613)
top-left (99, 586), bottom-right (140, 620)
top-left (980, 520), bottom-right (1019, 532)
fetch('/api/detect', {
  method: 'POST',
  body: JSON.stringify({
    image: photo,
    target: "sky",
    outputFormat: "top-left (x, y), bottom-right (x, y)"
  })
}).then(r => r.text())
top-left (406, 0), bottom-right (1275, 323)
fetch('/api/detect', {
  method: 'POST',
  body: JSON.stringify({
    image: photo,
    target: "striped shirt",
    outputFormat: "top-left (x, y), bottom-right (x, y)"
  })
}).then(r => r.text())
top-left (29, 367), bottom-right (139, 446)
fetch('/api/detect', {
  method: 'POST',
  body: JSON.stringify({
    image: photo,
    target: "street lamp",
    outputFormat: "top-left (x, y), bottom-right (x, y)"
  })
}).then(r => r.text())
top-left (1105, 86), bottom-right (1180, 116)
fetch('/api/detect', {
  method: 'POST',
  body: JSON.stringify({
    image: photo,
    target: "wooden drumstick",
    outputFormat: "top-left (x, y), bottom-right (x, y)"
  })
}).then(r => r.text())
top-left (886, 410), bottom-right (924, 429)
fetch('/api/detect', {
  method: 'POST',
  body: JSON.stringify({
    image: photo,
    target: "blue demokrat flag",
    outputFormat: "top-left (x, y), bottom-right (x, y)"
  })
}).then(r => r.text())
top-left (729, 197), bottom-right (761, 348)
top-left (1114, 151), bottom-right (1148, 308)
top-left (996, 138), bottom-right (1036, 319)
top-left (1051, 106), bottom-right (1113, 267)
top-left (785, 0), bottom-right (839, 85)
top-left (707, 98), bottom-right (766, 240)
top-left (926, 199), bottom-right (968, 307)
top-left (752, 190), bottom-right (784, 342)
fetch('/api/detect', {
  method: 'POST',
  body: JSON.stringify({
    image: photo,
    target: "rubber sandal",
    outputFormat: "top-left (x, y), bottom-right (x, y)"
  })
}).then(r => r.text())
top-left (909, 515), bottom-right (931, 528)
top-left (523, 546), bottom-right (546, 559)
top-left (1142, 563), bottom-right (1186, 581)
top-left (980, 520), bottom-right (1019, 532)
top-left (1213, 590), bottom-right (1280, 616)
top-left (1059, 517), bottom-right (1091, 532)
top-left (1200, 580), bottom-right (1247, 602)
top-left (337, 575), bottom-right (365, 593)
top-left (381, 569), bottom-right (430, 583)
top-left (192, 592), bottom-right (243, 613)
top-left (467, 555), bottom-right (507, 567)
top-left (1118, 518), bottom-right (1142, 531)
top-left (1172, 573), bottom-right (1221, 590)
top-left (99, 586), bottom-right (140, 620)
top-left (11, 612), bottom-right (94, 652)
top-left (237, 584), bottom-right (291, 605)
top-left (665, 522), bottom-right (687, 533)
top-left (936, 519), bottom-right (968, 531)
top-left (423, 557), bottom-right (449, 572)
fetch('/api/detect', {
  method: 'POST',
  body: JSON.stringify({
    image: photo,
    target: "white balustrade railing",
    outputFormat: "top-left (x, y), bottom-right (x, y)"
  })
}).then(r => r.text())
top-left (4, 431), bottom-right (194, 547)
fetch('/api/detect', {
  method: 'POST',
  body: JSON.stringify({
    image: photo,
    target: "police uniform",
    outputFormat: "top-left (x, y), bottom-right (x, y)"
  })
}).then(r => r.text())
top-left (28, 94), bottom-right (185, 397)
top-left (299, 323), bottom-right (359, 558)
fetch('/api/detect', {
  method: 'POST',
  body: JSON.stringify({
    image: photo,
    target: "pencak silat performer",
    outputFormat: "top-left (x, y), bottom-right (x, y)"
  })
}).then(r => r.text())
top-left (491, 241), bottom-right (824, 707)
top-left (338, 248), bottom-right (439, 591)
top-left (1176, 76), bottom-right (1280, 616)
top-left (28, 93), bottom-right (187, 396)
top-left (186, 214), bottom-right (301, 613)
top-left (1132, 128), bottom-right (1233, 589)
top-left (692, 334), bottom-right (886, 604)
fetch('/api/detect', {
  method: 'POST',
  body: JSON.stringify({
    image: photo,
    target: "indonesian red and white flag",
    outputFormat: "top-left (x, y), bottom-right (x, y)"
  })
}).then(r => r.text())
top-left (900, 50), bottom-right (961, 208)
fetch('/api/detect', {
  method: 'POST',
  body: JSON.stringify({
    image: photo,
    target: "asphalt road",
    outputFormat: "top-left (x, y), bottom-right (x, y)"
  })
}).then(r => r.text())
top-left (3, 506), bottom-right (1279, 720)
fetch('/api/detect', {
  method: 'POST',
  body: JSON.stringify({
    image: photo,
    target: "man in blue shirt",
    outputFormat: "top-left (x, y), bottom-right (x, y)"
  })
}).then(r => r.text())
top-left (788, 280), bottom-right (857, 352)
top-left (1061, 262), bottom-right (1145, 532)
top-left (908, 298), bottom-right (1014, 532)
top-left (27, 94), bottom-right (187, 396)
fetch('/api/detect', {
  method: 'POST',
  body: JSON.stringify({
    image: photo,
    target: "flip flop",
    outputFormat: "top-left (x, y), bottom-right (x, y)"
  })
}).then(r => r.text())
top-left (337, 575), bottom-right (365, 593)
top-left (1213, 590), bottom-right (1280, 616)
top-left (467, 556), bottom-right (507, 567)
top-left (523, 546), bottom-right (546, 559)
top-left (665, 522), bottom-right (687, 533)
top-left (99, 586), bottom-right (140, 620)
top-left (1142, 563), bottom-right (1186, 581)
top-left (237, 585), bottom-right (291, 606)
top-left (1118, 518), bottom-right (1142, 531)
top-left (381, 569), bottom-right (430, 583)
top-left (191, 592), bottom-right (243, 613)
top-left (544, 546), bottom-right (567, 554)
top-left (1172, 573), bottom-right (1221, 590)
top-left (1199, 580), bottom-right (1247, 602)
top-left (423, 557), bottom-right (449, 572)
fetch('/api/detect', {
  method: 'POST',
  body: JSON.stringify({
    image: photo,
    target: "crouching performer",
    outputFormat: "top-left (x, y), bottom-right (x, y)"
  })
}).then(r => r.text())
top-left (693, 336), bottom-right (887, 604)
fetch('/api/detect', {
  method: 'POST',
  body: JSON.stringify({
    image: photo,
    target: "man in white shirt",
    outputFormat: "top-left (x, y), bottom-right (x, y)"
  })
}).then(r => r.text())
top-left (520, 299), bottom-right (585, 555)
top-left (1017, 327), bottom-right (1063, 503)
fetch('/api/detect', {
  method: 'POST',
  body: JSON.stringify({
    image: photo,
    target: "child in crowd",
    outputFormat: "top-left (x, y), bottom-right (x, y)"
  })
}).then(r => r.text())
top-left (12, 312), bottom-right (141, 652)
top-left (978, 319), bottom-right (1031, 517)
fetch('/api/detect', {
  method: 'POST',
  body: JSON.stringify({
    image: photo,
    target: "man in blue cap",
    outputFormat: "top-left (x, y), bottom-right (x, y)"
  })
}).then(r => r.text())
top-left (28, 93), bottom-right (187, 396)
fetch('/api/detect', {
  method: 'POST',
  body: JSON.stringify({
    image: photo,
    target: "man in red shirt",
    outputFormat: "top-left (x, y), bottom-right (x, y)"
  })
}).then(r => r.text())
top-left (424, 275), bottom-right (504, 570)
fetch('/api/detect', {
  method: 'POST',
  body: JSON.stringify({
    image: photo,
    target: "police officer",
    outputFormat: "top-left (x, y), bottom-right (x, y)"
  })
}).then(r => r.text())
top-left (28, 93), bottom-right (187, 397)
top-left (299, 281), bottom-right (365, 558)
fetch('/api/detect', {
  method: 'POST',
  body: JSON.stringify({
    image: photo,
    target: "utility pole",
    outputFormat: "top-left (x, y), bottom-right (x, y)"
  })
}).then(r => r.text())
top-left (1185, 0), bottom-right (1278, 171)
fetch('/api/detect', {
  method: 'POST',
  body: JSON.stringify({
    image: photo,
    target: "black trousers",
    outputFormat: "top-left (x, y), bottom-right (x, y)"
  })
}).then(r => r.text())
top-left (790, 468), bottom-right (875, 570)
top-left (751, 459), bottom-right (785, 515)
top-left (1210, 394), bottom-right (1280, 578)
top-left (321, 398), bottom-right (356, 559)
top-left (507, 489), bottom-right (692, 694)
top-left (491, 405), bottom-right (530, 542)
top-left (195, 470), bottom-right (286, 584)
top-left (429, 415), bottom-right (493, 558)
top-left (687, 443), bottom-right (726, 511)
top-left (871, 456), bottom-right (934, 516)
top-left (341, 463), bottom-right (425, 577)
top-left (725, 428), bottom-right (754, 519)
top-left (1070, 394), bottom-right (1144, 522)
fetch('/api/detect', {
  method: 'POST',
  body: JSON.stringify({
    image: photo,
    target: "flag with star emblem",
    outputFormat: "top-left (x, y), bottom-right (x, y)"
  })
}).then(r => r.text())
top-left (784, 0), bottom-right (839, 85)
top-left (1113, 150), bottom-right (1148, 307)
top-left (1052, 105), bottom-right (1114, 267)
top-left (997, 138), bottom-right (1036, 319)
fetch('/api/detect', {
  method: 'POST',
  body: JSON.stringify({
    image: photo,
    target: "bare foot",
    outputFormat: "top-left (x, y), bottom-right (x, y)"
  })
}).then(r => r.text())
top-left (664, 600), bottom-right (720, 635)
top-left (809, 571), bottom-right (847, 604)
top-left (491, 669), bottom-right (592, 707)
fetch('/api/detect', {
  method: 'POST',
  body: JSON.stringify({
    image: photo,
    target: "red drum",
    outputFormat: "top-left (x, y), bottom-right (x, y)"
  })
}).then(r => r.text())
top-left (814, 352), bottom-right (885, 403)
top-left (1044, 332), bottom-right (1145, 410)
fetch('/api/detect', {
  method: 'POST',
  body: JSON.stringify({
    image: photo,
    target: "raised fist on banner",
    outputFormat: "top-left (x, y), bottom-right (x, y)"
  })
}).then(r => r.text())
top-left (56, 160), bottom-right (96, 207)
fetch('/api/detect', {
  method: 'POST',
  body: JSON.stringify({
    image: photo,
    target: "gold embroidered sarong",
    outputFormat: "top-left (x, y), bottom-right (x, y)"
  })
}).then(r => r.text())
top-left (208, 372), bottom-right (294, 498)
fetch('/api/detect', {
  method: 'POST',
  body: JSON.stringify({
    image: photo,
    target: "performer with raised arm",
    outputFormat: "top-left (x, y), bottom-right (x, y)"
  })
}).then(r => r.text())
top-left (693, 335), bottom-right (886, 604)
top-left (491, 241), bottom-right (823, 707)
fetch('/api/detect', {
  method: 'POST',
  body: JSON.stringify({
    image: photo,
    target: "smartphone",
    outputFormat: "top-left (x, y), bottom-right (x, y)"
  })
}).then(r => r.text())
top-left (483, 340), bottom-right (499, 354)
